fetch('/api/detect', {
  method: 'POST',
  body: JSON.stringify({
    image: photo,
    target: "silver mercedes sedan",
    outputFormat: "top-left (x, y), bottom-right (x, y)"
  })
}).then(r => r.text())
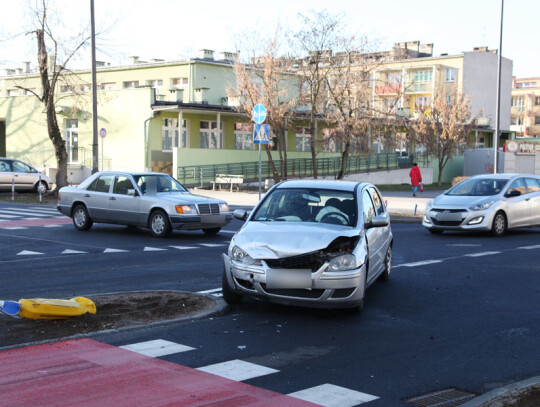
top-left (57, 171), bottom-right (232, 237)
top-left (423, 173), bottom-right (540, 236)
top-left (222, 180), bottom-right (393, 310)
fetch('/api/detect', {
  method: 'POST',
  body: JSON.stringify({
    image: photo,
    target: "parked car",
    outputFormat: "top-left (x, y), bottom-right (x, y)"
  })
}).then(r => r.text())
top-left (57, 171), bottom-right (232, 237)
top-left (222, 180), bottom-right (393, 310)
top-left (423, 173), bottom-right (540, 236)
top-left (0, 158), bottom-right (53, 194)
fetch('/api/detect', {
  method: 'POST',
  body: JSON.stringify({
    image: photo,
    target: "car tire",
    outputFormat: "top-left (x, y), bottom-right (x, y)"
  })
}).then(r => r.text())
top-left (149, 209), bottom-right (172, 238)
top-left (428, 228), bottom-right (443, 234)
top-left (379, 245), bottom-right (392, 281)
top-left (72, 204), bottom-right (93, 231)
top-left (222, 268), bottom-right (242, 305)
top-left (34, 181), bottom-right (48, 195)
top-left (491, 211), bottom-right (507, 237)
top-left (202, 227), bottom-right (221, 235)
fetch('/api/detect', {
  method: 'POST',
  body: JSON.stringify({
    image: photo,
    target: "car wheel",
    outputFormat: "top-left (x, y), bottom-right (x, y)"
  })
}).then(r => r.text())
top-left (72, 204), bottom-right (93, 231)
top-left (34, 181), bottom-right (48, 195)
top-left (428, 228), bottom-right (443, 234)
top-left (379, 245), bottom-right (392, 281)
top-left (491, 211), bottom-right (507, 237)
top-left (149, 210), bottom-right (172, 238)
top-left (202, 227), bottom-right (221, 235)
top-left (222, 268), bottom-right (242, 305)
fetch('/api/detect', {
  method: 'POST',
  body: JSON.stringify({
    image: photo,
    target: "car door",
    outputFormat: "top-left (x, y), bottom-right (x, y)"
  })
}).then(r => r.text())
top-left (108, 175), bottom-right (141, 225)
top-left (524, 178), bottom-right (540, 225)
top-left (84, 174), bottom-right (114, 222)
top-left (361, 188), bottom-right (384, 281)
top-left (504, 178), bottom-right (531, 227)
top-left (11, 160), bottom-right (37, 190)
top-left (0, 159), bottom-right (12, 190)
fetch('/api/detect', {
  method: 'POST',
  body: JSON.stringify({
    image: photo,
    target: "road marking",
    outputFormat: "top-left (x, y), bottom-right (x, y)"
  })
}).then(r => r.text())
top-left (465, 251), bottom-right (501, 257)
top-left (17, 250), bottom-right (44, 255)
top-left (197, 359), bottom-right (279, 382)
top-left (61, 249), bottom-right (88, 255)
top-left (396, 260), bottom-right (442, 268)
top-left (120, 339), bottom-right (195, 357)
top-left (0, 214), bottom-right (19, 219)
top-left (288, 383), bottom-right (379, 406)
top-left (198, 288), bottom-right (223, 294)
top-left (447, 244), bottom-right (482, 247)
top-left (2, 227), bottom-right (27, 230)
top-left (169, 245), bottom-right (197, 250)
top-left (518, 245), bottom-right (540, 250)
top-left (200, 243), bottom-right (227, 247)
top-left (3, 207), bottom-right (58, 214)
top-left (42, 224), bottom-right (63, 228)
top-left (103, 248), bottom-right (129, 253)
top-left (0, 209), bottom-right (50, 217)
top-left (143, 246), bottom-right (167, 251)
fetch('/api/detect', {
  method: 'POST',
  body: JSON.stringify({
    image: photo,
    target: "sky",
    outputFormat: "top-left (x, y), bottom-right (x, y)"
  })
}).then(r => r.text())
top-left (0, 0), bottom-right (538, 78)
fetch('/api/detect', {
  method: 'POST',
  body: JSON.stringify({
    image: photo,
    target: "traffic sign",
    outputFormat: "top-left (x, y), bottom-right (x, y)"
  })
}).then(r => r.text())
top-left (253, 124), bottom-right (270, 144)
top-left (252, 104), bottom-right (267, 124)
top-left (100, 128), bottom-right (107, 139)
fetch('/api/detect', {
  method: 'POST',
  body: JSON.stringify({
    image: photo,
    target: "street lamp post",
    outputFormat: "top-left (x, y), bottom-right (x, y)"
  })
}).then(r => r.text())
top-left (90, 0), bottom-right (99, 174)
top-left (493, 0), bottom-right (504, 173)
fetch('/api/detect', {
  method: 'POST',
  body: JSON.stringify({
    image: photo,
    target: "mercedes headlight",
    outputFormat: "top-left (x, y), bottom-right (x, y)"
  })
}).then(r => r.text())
top-left (231, 245), bottom-right (257, 265)
top-left (327, 254), bottom-right (357, 271)
top-left (470, 200), bottom-right (495, 211)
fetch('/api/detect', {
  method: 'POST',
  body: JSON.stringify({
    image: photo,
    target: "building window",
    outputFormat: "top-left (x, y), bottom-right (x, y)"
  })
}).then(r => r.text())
top-left (535, 116), bottom-right (540, 125)
top-left (535, 97), bottom-right (540, 106)
top-left (200, 121), bottom-right (223, 149)
top-left (444, 68), bottom-right (455, 82)
top-left (475, 136), bottom-right (485, 149)
top-left (7, 89), bottom-right (19, 96)
top-left (162, 118), bottom-right (189, 151)
top-left (415, 96), bottom-right (432, 108)
top-left (322, 128), bottom-right (340, 152)
top-left (511, 97), bottom-right (525, 107)
top-left (146, 79), bottom-right (163, 88)
top-left (99, 82), bottom-right (116, 90)
top-left (511, 116), bottom-right (524, 126)
top-left (123, 81), bottom-right (139, 89)
top-left (414, 70), bottom-right (433, 82)
top-left (171, 77), bottom-right (188, 88)
top-left (59, 85), bottom-right (71, 93)
top-left (516, 81), bottom-right (537, 88)
top-left (387, 72), bottom-right (401, 85)
top-left (296, 127), bottom-right (312, 152)
top-left (79, 84), bottom-right (91, 92)
top-left (234, 123), bottom-right (256, 150)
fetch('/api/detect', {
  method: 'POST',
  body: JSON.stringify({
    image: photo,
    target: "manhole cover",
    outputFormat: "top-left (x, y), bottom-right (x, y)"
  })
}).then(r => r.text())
top-left (405, 388), bottom-right (477, 407)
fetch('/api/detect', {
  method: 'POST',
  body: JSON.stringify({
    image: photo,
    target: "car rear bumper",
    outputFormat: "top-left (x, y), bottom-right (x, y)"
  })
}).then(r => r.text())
top-left (223, 254), bottom-right (366, 309)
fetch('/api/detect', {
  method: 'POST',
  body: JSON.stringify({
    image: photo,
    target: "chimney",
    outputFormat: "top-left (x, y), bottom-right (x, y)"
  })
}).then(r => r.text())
top-left (130, 56), bottom-right (140, 64)
top-left (218, 51), bottom-right (237, 62)
top-left (420, 43), bottom-right (433, 56)
top-left (23, 61), bottom-right (31, 73)
top-left (473, 46), bottom-right (489, 53)
top-left (199, 49), bottom-right (214, 60)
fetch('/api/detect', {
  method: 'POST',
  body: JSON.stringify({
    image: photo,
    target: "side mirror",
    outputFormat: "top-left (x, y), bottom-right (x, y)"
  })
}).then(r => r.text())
top-left (233, 209), bottom-right (249, 221)
top-left (505, 190), bottom-right (521, 198)
top-left (127, 189), bottom-right (138, 197)
top-left (365, 215), bottom-right (390, 229)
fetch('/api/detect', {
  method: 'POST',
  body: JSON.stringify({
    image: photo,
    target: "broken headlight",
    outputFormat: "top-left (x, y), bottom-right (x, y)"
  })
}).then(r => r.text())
top-left (327, 254), bottom-right (357, 271)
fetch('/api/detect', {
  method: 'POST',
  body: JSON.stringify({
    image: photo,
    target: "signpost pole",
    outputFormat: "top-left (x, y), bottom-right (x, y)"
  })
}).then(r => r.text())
top-left (251, 104), bottom-right (268, 201)
top-left (258, 144), bottom-right (262, 200)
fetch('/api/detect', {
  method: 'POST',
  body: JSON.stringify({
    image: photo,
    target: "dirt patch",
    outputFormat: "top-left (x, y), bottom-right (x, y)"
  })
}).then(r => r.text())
top-left (480, 385), bottom-right (540, 407)
top-left (0, 292), bottom-right (217, 347)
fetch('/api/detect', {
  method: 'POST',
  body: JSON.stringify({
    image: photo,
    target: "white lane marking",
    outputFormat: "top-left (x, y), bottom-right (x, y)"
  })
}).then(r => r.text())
top-left (198, 288), bottom-right (222, 294)
top-left (0, 214), bottom-right (20, 219)
top-left (197, 359), bottom-right (279, 382)
top-left (61, 249), bottom-right (88, 254)
top-left (17, 250), bottom-right (44, 255)
top-left (143, 246), bottom-right (167, 252)
top-left (169, 246), bottom-right (197, 250)
top-left (42, 225), bottom-right (63, 228)
top-left (518, 245), bottom-right (540, 250)
top-left (288, 384), bottom-right (379, 406)
top-left (0, 210), bottom-right (50, 217)
top-left (103, 248), bottom-right (129, 253)
top-left (447, 244), bottom-right (482, 247)
top-left (120, 339), bottom-right (195, 357)
top-left (465, 251), bottom-right (501, 257)
top-left (200, 243), bottom-right (227, 247)
top-left (4, 207), bottom-right (58, 214)
top-left (2, 227), bottom-right (27, 230)
top-left (395, 260), bottom-right (442, 268)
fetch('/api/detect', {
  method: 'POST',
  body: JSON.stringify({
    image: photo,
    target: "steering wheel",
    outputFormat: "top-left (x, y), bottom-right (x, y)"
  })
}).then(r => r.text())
top-left (320, 212), bottom-right (349, 225)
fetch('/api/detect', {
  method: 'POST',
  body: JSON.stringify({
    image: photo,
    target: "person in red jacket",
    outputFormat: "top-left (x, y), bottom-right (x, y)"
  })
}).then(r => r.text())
top-left (409, 163), bottom-right (422, 197)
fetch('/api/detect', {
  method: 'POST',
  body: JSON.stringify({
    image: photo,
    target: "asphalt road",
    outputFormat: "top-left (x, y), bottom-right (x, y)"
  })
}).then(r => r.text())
top-left (0, 201), bottom-right (539, 406)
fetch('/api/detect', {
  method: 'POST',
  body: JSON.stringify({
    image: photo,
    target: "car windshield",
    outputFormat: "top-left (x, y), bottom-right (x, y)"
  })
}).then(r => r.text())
top-left (132, 174), bottom-right (187, 195)
top-left (446, 178), bottom-right (508, 196)
top-left (252, 188), bottom-right (357, 226)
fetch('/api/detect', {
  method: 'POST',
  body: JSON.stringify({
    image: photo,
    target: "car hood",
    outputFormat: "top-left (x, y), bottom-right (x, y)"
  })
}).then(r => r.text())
top-left (233, 221), bottom-right (359, 259)
top-left (431, 193), bottom-right (499, 208)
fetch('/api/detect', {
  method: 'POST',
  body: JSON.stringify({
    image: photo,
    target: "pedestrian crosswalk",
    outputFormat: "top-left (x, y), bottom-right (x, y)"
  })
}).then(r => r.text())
top-left (120, 338), bottom-right (380, 406)
top-left (0, 206), bottom-right (70, 229)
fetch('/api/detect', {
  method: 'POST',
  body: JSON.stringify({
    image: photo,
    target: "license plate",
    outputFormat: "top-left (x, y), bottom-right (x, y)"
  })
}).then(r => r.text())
top-left (266, 268), bottom-right (312, 289)
top-left (437, 212), bottom-right (461, 221)
top-left (201, 214), bottom-right (224, 223)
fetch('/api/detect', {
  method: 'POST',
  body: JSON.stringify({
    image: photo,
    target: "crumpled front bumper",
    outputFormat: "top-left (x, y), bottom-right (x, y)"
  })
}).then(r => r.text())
top-left (222, 253), bottom-right (366, 309)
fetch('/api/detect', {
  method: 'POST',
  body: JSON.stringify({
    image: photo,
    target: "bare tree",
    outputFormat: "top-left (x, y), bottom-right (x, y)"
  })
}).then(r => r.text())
top-left (227, 30), bottom-right (299, 183)
top-left (412, 88), bottom-right (478, 186)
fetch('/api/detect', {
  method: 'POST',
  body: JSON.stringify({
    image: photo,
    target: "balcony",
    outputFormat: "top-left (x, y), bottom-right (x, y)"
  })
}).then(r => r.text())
top-left (511, 106), bottom-right (525, 114)
top-left (404, 80), bottom-right (432, 93)
top-left (375, 84), bottom-right (401, 95)
top-left (510, 125), bottom-right (525, 133)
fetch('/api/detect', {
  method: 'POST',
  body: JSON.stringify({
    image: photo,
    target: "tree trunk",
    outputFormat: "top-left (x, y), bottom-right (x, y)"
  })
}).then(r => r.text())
top-left (265, 145), bottom-right (280, 184)
top-left (337, 141), bottom-right (350, 179)
top-left (310, 116), bottom-right (318, 179)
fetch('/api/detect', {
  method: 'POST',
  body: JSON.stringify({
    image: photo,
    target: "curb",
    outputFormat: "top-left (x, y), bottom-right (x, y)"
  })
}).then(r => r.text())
top-left (0, 290), bottom-right (229, 352)
top-left (460, 376), bottom-right (540, 407)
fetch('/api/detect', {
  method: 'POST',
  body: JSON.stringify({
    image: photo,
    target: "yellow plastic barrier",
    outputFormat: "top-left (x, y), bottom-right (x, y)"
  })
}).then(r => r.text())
top-left (18, 297), bottom-right (96, 319)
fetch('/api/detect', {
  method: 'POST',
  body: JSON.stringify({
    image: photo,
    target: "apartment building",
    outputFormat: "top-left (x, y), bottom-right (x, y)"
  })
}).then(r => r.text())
top-left (510, 77), bottom-right (540, 138)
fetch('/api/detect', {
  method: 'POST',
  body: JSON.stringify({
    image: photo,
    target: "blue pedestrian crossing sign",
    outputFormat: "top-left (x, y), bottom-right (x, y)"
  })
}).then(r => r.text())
top-left (252, 104), bottom-right (267, 124)
top-left (253, 124), bottom-right (270, 144)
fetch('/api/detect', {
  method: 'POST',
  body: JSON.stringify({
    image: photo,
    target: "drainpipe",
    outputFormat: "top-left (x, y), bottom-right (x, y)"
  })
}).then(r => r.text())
top-left (144, 111), bottom-right (161, 172)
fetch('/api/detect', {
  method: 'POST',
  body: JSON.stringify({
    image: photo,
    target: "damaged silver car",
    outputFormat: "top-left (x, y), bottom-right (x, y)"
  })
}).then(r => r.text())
top-left (222, 180), bottom-right (393, 310)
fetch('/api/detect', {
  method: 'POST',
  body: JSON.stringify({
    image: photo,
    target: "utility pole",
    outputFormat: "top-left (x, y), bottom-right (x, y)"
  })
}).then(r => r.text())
top-left (90, 0), bottom-right (99, 174)
top-left (493, 0), bottom-right (504, 173)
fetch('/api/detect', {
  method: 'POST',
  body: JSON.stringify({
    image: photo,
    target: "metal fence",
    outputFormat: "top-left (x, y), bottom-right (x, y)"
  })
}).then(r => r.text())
top-left (176, 153), bottom-right (402, 188)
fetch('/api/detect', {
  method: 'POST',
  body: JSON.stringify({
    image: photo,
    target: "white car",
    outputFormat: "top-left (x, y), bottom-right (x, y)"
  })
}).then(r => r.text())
top-left (222, 180), bottom-right (393, 310)
top-left (423, 173), bottom-right (540, 236)
top-left (57, 171), bottom-right (232, 237)
top-left (0, 158), bottom-right (53, 194)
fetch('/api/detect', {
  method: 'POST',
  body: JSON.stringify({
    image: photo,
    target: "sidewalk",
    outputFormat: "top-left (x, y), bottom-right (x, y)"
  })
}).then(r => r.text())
top-left (191, 187), bottom-right (441, 218)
